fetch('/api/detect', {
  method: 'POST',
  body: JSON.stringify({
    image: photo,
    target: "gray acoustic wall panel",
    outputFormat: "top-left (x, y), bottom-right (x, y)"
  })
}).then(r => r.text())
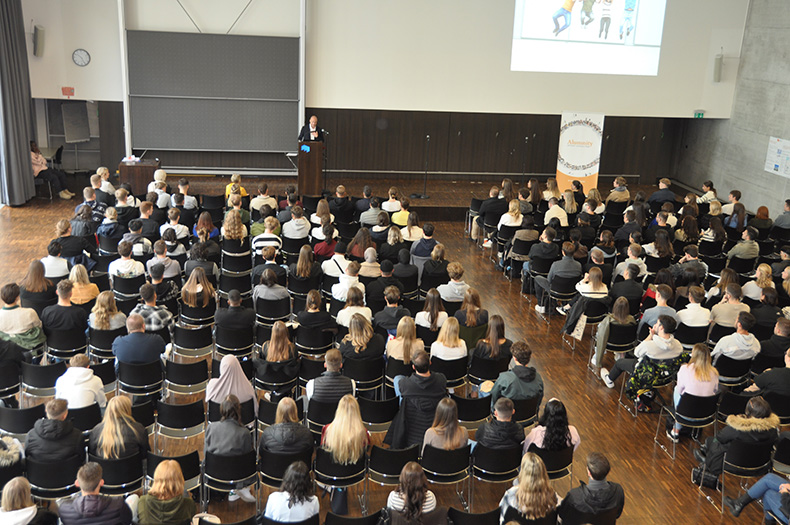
top-left (61, 102), bottom-right (90, 143)
top-left (126, 30), bottom-right (299, 152)
top-left (127, 31), bottom-right (298, 99)
top-left (130, 97), bottom-right (296, 152)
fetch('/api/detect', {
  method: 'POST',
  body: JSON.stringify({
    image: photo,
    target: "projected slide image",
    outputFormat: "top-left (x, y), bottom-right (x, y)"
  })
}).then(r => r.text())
top-left (511, 0), bottom-right (666, 76)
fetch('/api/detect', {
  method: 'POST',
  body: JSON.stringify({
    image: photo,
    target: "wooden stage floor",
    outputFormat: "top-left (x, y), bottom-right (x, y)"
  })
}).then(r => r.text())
top-left (0, 181), bottom-right (756, 524)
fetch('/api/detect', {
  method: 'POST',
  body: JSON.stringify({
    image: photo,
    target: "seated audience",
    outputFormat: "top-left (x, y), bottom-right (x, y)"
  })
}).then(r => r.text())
top-left (339, 314), bottom-right (386, 360)
top-left (0, 282), bottom-right (46, 351)
top-left (331, 261), bottom-right (365, 302)
top-left (107, 241), bottom-right (145, 284)
top-left (296, 290), bottom-right (335, 330)
top-left (321, 242), bottom-right (349, 278)
top-left (373, 286), bottom-right (410, 333)
top-left (387, 316), bottom-right (425, 363)
top-left (422, 397), bottom-right (468, 453)
top-left (676, 286), bottom-right (711, 327)
top-left (472, 314), bottom-right (512, 362)
top-left (253, 268), bottom-right (290, 303)
top-left (40, 240), bottom-right (70, 279)
top-left (207, 354), bottom-right (257, 411)
top-left (147, 240), bottom-right (181, 279)
top-left (475, 397), bottom-right (524, 449)
top-left (386, 462), bottom-right (437, 520)
top-left (215, 289), bottom-right (256, 331)
top-left (710, 283), bottom-right (751, 327)
top-left (0, 476), bottom-right (58, 524)
top-left (25, 398), bottom-right (83, 462)
top-left (112, 314), bottom-right (166, 367)
top-left (711, 311), bottom-right (759, 364)
top-left (743, 263), bottom-right (775, 302)
top-left (55, 353), bottom-right (106, 410)
top-left (131, 283), bottom-right (173, 333)
top-left (68, 264), bottom-right (99, 306)
top-left (667, 344), bottom-right (718, 443)
top-left (592, 296), bottom-right (637, 368)
top-left (41, 280), bottom-right (89, 333)
top-left (726, 226), bottom-right (759, 260)
top-left (263, 461), bottom-right (319, 522)
top-left (499, 453), bottom-right (558, 523)
top-left (437, 262), bottom-right (469, 303)
top-left (359, 247), bottom-right (381, 278)
top-left (134, 460), bottom-right (197, 525)
top-left (88, 395), bottom-right (149, 459)
top-left (410, 223), bottom-right (438, 258)
top-left (744, 348), bottom-right (790, 397)
top-left (58, 462), bottom-right (134, 525)
top-left (558, 452), bottom-right (625, 522)
top-left (89, 290), bottom-right (127, 331)
top-left (336, 286), bottom-right (372, 327)
top-left (430, 317), bottom-right (466, 360)
top-left (760, 318), bottom-right (790, 359)
top-left (454, 288), bottom-right (488, 327)
top-left (305, 349), bottom-right (355, 404)
top-left (415, 288), bottom-right (447, 330)
top-left (523, 398), bottom-right (581, 453)
top-left (489, 341), bottom-right (544, 407)
top-left (724, 471), bottom-right (790, 521)
top-left (637, 284), bottom-right (679, 333)
top-left (259, 397), bottom-right (314, 454)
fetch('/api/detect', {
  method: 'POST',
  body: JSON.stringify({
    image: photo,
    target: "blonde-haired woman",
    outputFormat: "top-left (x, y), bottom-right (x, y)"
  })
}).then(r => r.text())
top-left (562, 189), bottom-right (578, 215)
top-left (430, 316), bottom-right (466, 360)
top-left (742, 263), bottom-right (775, 302)
top-left (96, 206), bottom-right (124, 239)
top-left (90, 290), bottom-right (127, 330)
top-left (224, 173), bottom-right (248, 198)
top-left (88, 395), bottom-right (149, 459)
top-left (0, 476), bottom-right (57, 524)
top-left (69, 264), bottom-right (100, 305)
top-left (321, 394), bottom-right (369, 465)
top-left (498, 199), bottom-right (523, 229)
top-left (221, 209), bottom-right (247, 239)
top-left (499, 453), bottom-right (558, 522)
top-left (422, 397), bottom-right (468, 453)
top-left (543, 178), bottom-right (561, 201)
top-left (668, 343), bottom-right (718, 442)
top-left (339, 313), bottom-right (385, 360)
top-left (135, 460), bottom-right (197, 525)
top-left (386, 316), bottom-right (424, 363)
top-left (181, 266), bottom-right (215, 309)
top-left (259, 397), bottom-right (314, 455)
top-left (575, 267), bottom-right (609, 299)
top-left (587, 188), bottom-right (605, 214)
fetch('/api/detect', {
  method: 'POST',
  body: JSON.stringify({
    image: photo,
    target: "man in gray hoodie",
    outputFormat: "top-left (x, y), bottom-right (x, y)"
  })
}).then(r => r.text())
top-left (436, 262), bottom-right (469, 302)
top-left (711, 311), bottom-right (760, 364)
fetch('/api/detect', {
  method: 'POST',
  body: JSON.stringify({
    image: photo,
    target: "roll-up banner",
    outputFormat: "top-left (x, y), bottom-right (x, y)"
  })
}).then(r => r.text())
top-left (556, 112), bottom-right (605, 193)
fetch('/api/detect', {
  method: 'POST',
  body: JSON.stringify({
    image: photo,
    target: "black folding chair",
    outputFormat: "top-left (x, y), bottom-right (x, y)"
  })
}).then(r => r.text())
top-left (89, 453), bottom-right (144, 496)
top-left (654, 393), bottom-right (718, 459)
top-left (420, 444), bottom-right (471, 511)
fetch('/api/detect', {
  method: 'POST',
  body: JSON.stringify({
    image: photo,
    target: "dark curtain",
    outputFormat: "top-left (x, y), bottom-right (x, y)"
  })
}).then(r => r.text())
top-left (0, 0), bottom-right (35, 205)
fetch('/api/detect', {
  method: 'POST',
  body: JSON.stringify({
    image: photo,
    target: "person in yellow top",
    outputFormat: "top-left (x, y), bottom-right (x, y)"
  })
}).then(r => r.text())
top-left (552, 0), bottom-right (577, 36)
top-left (391, 198), bottom-right (411, 227)
top-left (225, 173), bottom-right (248, 199)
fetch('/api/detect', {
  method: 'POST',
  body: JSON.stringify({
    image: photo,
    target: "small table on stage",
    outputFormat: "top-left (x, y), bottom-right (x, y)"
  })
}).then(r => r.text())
top-left (297, 141), bottom-right (324, 196)
top-left (118, 159), bottom-right (161, 195)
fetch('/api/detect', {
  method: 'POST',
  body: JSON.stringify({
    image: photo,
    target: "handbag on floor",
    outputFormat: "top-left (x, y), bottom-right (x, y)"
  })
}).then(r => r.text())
top-left (691, 466), bottom-right (719, 489)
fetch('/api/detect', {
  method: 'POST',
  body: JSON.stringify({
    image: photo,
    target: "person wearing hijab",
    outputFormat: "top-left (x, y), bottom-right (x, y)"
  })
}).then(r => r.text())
top-left (206, 355), bottom-right (257, 415)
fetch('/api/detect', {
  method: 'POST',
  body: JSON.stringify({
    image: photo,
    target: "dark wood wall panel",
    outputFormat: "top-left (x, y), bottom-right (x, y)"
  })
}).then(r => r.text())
top-left (98, 102), bottom-right (125, 169)
top-left (309, 108), bottom-right (679, 181)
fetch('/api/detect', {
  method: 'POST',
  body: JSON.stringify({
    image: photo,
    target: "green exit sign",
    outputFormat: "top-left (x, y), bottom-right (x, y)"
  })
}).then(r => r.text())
top-left (694, 110), bottom-right (705, 119)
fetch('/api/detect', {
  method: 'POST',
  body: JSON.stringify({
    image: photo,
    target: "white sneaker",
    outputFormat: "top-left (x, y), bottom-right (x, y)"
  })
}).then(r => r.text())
top-left (237, 487), bottom-right (256, 503)
top-left (534, 305), bottom-right (546, 314)
top-left (590, 355), bottom-right (597, 367)
top-left (482, 240), bottom-right (493, 248)
top-left (228, 491), bottom-right (240, 502)
top-left (555, 306), bottom-right (567, 316)
top-left (600, 368), bottom-right (615, 388)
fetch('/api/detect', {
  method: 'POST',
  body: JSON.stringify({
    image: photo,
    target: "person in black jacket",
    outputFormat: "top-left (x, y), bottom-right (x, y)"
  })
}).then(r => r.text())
top-left (25, 398), bottom-right (84, 462)
top-left (259, 398), bottom-right (314, 455)
top-left (366, 260), bottom-right (405, 305)
top-left (385, 350), bottom-right (447, 448)
top-left (372, 286), bottom-right (410, 333)
top-left (215, 289), bottom-right (256, 331)
top-left (609, 264), bottom-right (643, 312)
top-left (760, 317), bottom-right (790, 359)
top-left (329, 185), bottom-right (355, 224)
top-left (558, 452), bottom-right (625, 522)
top-left (297, 115), bottom-right (324, 142)
top-left (471, 186), bottom-right (508, 242)
top-left (475, 397), bottom-right (524, 450)
top-left (693, 396), bottom-right (780, 478)
top-left (296, 290), bottom-right (336, 331)
top-left (59, 462), bottom-right (133, 525)
top-left (520, 227), bottom-right (560, 280)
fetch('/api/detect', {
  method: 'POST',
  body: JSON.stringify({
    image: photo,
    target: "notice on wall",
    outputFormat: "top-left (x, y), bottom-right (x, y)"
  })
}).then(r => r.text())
top-left (556, 112), bottom-right (605, 192)
top-left (764, 136), bottom-right (790, 178)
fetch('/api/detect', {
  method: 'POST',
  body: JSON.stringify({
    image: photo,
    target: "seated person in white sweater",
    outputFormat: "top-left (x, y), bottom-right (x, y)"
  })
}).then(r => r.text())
top-left (436, 262), bottom-right (469, 303)
top-left (711, 311), bottom-right (760, 364)
top-left (676, 286), bottom-right (711, 327)
top-left (429, 317), bottom-right (467, 360)
top-left (601, 315), bottom-right (683, 388)
top-left (331, 261), bottom-right (365, 302)
top-left (55, 353), bottom-right (107, 410)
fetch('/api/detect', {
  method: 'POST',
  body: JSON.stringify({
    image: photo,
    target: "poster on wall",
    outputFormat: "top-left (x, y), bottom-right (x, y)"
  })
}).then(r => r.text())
top-left (556, 112), bottom-right (605, 192)
top-left (764, 136), bottom-right (790, 178)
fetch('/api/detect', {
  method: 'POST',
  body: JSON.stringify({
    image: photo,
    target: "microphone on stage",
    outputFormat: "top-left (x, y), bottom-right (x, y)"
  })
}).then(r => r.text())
top-left (322, 129), bottom-right (330, 135)
top-left (426, 134), bottom-right (430, 141)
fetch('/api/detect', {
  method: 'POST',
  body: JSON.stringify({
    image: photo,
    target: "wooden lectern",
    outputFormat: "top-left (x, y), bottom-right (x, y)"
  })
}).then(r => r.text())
top-left (118, 159), bottom-right (161, 195)
top-left (297, 141), bottom-right (324, 196)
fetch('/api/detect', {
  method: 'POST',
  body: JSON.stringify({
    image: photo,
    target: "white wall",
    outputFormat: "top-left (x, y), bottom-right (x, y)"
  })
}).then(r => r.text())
top-left (22, 0), bottom-right (124, 101)
top-left (304, 0), bottom-right (749, 117)
top-left (22, 0), bottom-right (749, 117)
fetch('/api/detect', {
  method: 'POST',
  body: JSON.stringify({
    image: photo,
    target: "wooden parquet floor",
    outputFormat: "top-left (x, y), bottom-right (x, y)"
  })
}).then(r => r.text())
top-left (0, 184), bottom-right (758, 524)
